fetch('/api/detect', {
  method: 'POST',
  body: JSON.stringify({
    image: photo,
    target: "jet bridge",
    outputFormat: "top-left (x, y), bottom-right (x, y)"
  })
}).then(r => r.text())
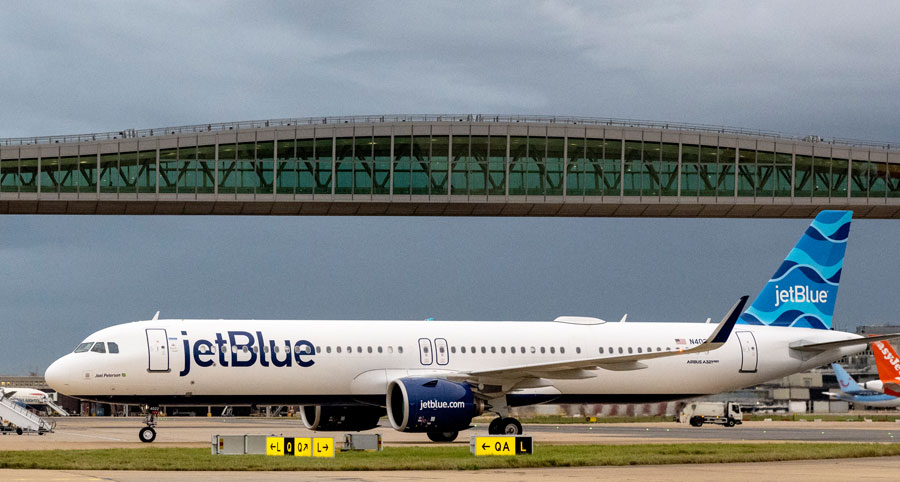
top-left (0, 396), bottom-right (55, 435)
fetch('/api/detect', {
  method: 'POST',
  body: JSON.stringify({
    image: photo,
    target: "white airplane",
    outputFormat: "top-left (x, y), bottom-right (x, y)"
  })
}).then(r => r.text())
top-left (0, 387), bottom-right (69, 415)
top-left (45, 210), bottom-right (897, 443)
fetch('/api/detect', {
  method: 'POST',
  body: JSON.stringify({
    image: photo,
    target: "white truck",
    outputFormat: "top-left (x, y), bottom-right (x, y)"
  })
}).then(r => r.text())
top-left (679, 401), bottom-right (743, 427)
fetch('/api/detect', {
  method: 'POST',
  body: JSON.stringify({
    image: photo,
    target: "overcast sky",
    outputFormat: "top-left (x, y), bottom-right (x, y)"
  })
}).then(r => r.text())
top-left (1, 1), bottom-right (900, 374)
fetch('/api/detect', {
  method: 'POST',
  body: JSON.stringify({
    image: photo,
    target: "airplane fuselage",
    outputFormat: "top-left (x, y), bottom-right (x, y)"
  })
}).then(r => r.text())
top-left (46, 318), bottom-right (864, 407)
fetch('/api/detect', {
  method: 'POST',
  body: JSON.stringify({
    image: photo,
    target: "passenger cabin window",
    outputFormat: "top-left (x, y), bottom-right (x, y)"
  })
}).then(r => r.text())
top-left (398, 346), bottom-right (403, 354)
top-left (74, 342), bottom-right (92, 353)
top-left (108, 342), bottom-right (119, 354)
top-left (91, 342), bottom-right (106, 353)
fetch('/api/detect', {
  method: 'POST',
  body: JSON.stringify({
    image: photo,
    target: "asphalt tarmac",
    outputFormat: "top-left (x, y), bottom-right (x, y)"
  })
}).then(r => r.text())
top-left (3, 417), bottom-right (900, 480)
top-left (1, 416), bottom-right (898, 450)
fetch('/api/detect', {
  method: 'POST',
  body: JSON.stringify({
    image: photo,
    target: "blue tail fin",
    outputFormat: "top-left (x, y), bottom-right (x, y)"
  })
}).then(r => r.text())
top-left (738, 210), bottom-right (852, 330)
top-left (831, 363), bottom-right (863, 393)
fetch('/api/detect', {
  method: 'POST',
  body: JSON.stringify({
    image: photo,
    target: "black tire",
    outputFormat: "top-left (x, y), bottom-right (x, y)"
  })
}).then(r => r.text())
top-left (16, 427), bottom-right (23, 435)
top-left (427, 431), bottom-right (459, 442)
top-left (139, 426), bottom-right (156, 443)
top-left (488, 417), bottom-right (503, 434)
top-left (500, 417), bottom-right (523, 435)
top-left (690, 417), bottom-right (703, 427)
top-left (726, 418), bottom-right (736, 427)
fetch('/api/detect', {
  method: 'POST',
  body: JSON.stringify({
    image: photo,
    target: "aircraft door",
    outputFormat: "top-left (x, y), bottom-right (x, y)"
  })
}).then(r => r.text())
top-left (735, 331), bottom-right (758, 373)
top-left (418, 338), bottom-right (433, 365)
top-left (146, 328), bottom-right (170, 372)
top-left (434, 338), bottom-right (449, 365)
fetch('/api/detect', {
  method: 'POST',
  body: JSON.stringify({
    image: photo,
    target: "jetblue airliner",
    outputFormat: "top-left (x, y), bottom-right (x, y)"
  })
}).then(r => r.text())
top-left (45, 211), bottom-right (896, 443)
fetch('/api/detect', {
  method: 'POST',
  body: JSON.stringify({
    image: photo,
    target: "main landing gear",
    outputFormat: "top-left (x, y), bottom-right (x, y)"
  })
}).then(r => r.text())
top-left (139, 406), bottom-right (159, 443)
top-left (488, 416), bottom-right (523, 435)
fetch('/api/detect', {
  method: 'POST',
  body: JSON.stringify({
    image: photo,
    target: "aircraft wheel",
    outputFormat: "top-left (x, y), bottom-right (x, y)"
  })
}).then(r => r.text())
top-left (427, 431), bottom-right (459, 442)
top-left (500, 417), bottom-right (523, 435)
top-left (139, 426), bottom-right (156, 443)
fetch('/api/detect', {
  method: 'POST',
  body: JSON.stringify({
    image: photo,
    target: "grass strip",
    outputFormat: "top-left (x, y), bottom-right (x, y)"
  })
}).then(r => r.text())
top-left (2, 443), bottom-right (900, 471)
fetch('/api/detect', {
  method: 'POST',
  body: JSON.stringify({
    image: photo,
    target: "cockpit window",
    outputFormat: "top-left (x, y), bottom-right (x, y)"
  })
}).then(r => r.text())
top-left (90, 342), bottom-right (106, 353)
top-left (74, 342), bottom-right (93, 353)
top-left (108, 342), bottom-right (120, 354)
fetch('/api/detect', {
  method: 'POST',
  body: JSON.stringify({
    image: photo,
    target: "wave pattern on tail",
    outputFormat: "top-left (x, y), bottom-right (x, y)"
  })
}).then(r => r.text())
top-left (738, 210), bottom-right (851, 330)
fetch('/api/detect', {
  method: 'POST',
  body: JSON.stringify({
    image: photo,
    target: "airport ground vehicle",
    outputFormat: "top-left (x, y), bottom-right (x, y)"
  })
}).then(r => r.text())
top-left (680, 401), bottom-right (743, 427)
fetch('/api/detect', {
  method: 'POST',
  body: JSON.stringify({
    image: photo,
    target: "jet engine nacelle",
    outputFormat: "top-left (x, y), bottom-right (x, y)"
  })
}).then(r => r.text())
top-left (300, 405), bottom-right (385, 431)
top-left (386, 377), bottom-right (484, 433)
top-left (863, 380), bottom-right (884, 392)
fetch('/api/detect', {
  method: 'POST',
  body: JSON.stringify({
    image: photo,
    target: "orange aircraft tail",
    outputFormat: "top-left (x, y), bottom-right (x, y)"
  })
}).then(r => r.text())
top-left (871, 340), bottom-right (900, 397)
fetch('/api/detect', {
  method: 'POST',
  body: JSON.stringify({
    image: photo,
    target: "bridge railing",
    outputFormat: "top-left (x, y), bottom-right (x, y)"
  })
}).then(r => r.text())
top-left (1, 114), bottom-right (895, 151)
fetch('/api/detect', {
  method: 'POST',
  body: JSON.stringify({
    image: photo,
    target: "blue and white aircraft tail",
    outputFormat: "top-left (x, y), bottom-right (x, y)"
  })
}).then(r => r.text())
top-left (827, 363), bottom-right (900, 408)
top-left (739, 210), bottom-right (851, 329)
top-left (832, 363), bottom-right (865, 393)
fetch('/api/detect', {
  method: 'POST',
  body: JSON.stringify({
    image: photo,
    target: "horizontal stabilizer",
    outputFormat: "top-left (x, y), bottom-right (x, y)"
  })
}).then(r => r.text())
top-left (791, 334), bottom-right (900, 352)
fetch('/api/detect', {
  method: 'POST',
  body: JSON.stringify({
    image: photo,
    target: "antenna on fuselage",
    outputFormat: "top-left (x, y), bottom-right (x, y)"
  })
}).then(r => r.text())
top-left (152, 311), bottom-right (160, 321)
top-left (619, 314), bottom-right (627, 323)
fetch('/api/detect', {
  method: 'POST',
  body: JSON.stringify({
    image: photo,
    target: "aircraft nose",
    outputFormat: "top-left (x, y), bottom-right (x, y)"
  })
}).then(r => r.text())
top-left (45, 356), bottom-right (71, 392)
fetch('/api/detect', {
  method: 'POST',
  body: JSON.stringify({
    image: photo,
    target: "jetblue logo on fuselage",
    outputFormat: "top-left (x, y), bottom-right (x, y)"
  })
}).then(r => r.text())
top-left (179, 331), bottom-right (315, 377)
top-left (773, 285), bottom-right (828, 308)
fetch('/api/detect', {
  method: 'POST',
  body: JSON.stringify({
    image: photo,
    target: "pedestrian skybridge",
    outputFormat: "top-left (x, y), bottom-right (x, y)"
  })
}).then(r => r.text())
top-left (1, 115), bottom-right (899, 217)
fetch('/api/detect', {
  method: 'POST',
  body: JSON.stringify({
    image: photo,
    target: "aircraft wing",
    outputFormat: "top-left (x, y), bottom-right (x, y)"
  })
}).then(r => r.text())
top-left (454, 296), bottom-right (747, 381)
top-left (790, 334), bottom-right (900, 352)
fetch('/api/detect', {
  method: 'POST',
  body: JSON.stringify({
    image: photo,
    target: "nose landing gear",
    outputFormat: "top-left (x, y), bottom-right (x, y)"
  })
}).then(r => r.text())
top-left (139, 406), bottom-right (159, 443)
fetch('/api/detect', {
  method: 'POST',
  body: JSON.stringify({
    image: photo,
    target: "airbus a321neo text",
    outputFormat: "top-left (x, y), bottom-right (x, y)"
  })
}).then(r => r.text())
top-left (46, 211), bottom-right (896, 443)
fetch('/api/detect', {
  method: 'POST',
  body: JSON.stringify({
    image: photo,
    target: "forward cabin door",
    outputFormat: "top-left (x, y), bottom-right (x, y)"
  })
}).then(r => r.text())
top-left (146, 328), bottom-right (170, 372)
top-left (735, 331), bottom-right (758, 373)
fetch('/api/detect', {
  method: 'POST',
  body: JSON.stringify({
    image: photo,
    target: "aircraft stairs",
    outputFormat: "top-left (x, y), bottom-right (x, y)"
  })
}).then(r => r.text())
top-left (45, 398), bottom-right (69, 416)
top-left (0, 396), bottom-right (55, 434)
